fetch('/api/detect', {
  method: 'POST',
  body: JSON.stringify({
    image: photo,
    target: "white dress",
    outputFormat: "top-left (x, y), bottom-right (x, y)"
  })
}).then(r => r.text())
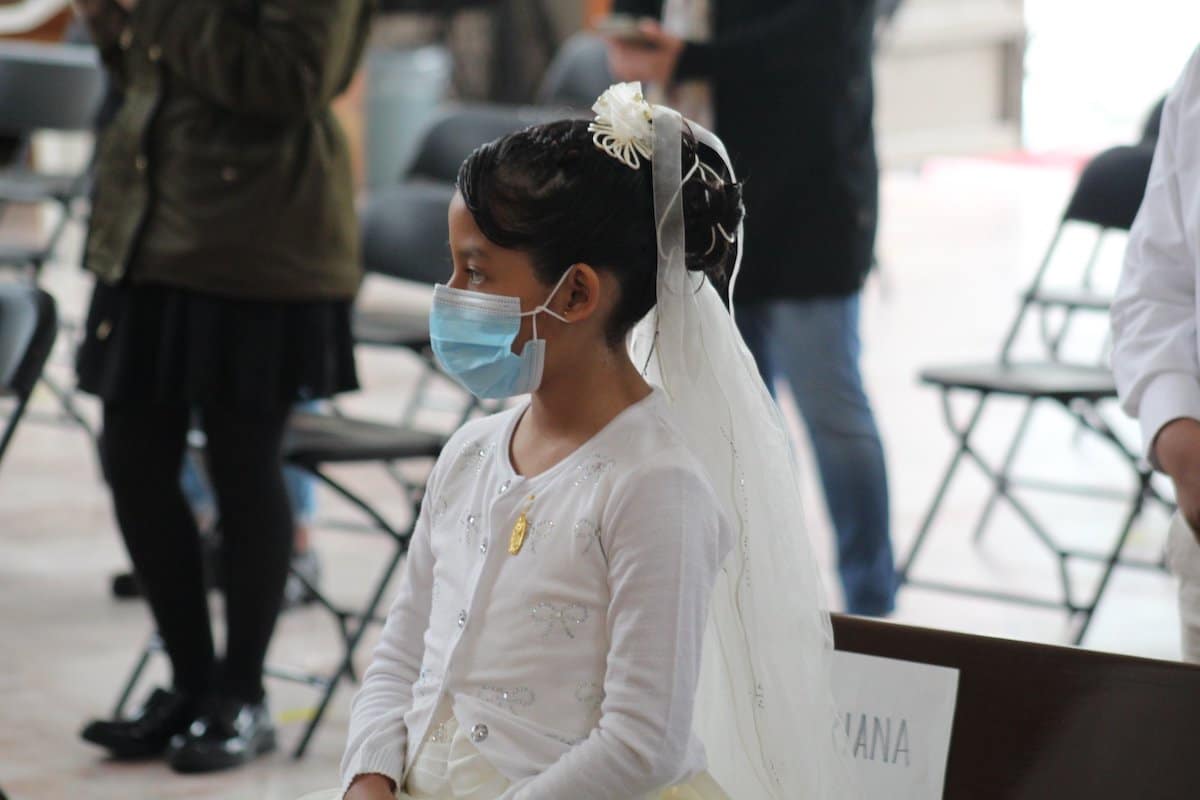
top-left (300, 705), bottom-right (728, 799)
top-left (306, 390), bottom-right (734, 800)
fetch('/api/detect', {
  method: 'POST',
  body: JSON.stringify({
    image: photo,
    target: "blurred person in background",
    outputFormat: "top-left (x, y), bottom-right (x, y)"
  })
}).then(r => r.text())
top-left (1113, 45), bottom-right (1200, 665)
top-left (71, 0), bottom-right (371, 772)
top-left (66, 16), bottom-right (327, 609)
top-left (605, 0), bottom-right (896, 616)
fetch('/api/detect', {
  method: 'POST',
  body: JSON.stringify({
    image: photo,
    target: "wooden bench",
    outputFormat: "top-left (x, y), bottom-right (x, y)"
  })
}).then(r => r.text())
top-left (833, 614), bottom-right (1200, 799)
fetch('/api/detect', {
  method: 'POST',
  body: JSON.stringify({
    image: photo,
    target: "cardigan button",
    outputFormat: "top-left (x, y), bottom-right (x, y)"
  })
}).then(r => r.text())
top-left (96, 320), bottom-right (112, 341)
top-left (118, 28), bottom-right (134, 50)
top-left (479, 539), bottom-right (488, 554)
top-left (134, 155), bottom-right (148, 173)
top-left (457, 610), bottom-right (467, 628)
top-left (220, 166), bottom-right (239, 183)
top-left (470, 724), bottom-right (488, 743)
top-left (147, 45), bottom-right (163, 63)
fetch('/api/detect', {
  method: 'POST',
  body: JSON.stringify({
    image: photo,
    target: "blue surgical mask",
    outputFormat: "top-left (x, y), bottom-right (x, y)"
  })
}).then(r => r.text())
top-left (429, 268), bottom-right (573, 399)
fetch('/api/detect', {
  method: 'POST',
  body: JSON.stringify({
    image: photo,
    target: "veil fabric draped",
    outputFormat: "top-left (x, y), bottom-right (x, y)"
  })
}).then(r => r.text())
top-left (629, 106), bottom-right (858, 799)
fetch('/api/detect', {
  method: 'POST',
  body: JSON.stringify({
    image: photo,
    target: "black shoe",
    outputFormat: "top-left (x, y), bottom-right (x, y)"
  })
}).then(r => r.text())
top-left (80, 687), bottom-right (197, 759)
top-left (110, 570), bottom-right (142, 599)
top-left (166, 697), bottom-right (276, 773)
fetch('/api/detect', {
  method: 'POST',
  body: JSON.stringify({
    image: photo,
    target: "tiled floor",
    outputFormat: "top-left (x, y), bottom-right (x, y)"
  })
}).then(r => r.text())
top-left (0, 156), bottom-right (1181, 799)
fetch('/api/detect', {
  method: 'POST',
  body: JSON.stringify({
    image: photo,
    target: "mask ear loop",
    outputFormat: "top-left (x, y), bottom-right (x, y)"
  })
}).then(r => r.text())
top-left (522, 266), bottom-right (576, 342)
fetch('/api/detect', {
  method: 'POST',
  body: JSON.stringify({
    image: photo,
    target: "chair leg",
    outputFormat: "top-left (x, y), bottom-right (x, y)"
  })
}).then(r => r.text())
top-left (973, 399), bottom-right (1037, 544)
top-left (960, 443), bottom-right (1077, 611)
top-left (289, 466), bottom-right (417, 759)
top-left (113, 636), bottom-right (159, 718)
top-left (899, 392), bottom-right (987, 583)
top-left (37, 372), bottom-right (96, 438)
top-left (292, 540), bottom-right (407, 760)
top-left (1064, 405), bottom-right (1156, 644)
top-left (1069, 483), bottom-right (1145, 646)
top-left (0, 395), bottom-right (30, 465)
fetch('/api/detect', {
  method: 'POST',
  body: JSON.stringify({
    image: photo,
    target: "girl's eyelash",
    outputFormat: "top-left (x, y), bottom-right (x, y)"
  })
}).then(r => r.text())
top-left (467, 268), bottom-right (484, 284)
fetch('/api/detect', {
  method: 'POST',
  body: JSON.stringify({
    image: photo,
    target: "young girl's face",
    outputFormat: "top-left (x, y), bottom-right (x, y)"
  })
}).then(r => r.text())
top-left (447, 191), bottom-right (609, 363)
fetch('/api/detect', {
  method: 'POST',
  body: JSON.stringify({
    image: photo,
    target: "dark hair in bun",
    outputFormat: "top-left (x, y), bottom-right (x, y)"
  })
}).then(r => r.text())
top-left (457, 118), bottom-right (745, 346)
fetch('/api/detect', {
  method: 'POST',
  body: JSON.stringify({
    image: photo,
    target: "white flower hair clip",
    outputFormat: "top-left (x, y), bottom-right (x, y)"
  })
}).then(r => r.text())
top-left (588, 82), bottom-right (654, 170)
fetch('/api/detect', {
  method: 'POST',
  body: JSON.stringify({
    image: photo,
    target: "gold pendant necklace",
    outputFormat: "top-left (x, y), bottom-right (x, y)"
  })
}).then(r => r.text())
top-left (509, 494), bottom-right (536, 555)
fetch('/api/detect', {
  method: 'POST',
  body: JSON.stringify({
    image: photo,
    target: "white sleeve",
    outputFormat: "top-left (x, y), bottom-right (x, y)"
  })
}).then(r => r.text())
top-left (338, 486), bottom-right (438, 797)
top-left (501, 466), bottom-right (728, 800)
top-left (1112, 47), bottom-right (1200, 463)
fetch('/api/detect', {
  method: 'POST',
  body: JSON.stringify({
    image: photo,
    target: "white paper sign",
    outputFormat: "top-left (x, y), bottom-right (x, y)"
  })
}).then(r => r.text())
top-left (830, 651), bottom-right (960, 800)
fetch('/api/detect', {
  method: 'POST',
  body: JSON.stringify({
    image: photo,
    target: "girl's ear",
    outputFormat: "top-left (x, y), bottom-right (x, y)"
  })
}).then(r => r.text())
top-left (561, 263), bottom-right (602, 322)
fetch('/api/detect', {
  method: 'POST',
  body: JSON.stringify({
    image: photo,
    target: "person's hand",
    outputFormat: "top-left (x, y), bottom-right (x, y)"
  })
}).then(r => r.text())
top-left (344, 773), bottom-right (397, 800)
top-left (1156, 418), bottom-right (1200, 540)
top-left (605, 19), bottom-right (685, 86)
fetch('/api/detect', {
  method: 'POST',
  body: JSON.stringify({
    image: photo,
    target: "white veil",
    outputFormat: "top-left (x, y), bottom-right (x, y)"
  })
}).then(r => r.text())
top-left (627, 105), bottom-right (858, 799)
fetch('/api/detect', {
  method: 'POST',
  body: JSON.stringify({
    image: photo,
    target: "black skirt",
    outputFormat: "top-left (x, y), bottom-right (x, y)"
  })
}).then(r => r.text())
top-left (77, 280), bottom-right (359, 413)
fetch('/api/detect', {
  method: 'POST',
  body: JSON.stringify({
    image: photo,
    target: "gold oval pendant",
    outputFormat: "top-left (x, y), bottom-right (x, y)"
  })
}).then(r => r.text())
top-left (509, 513), bottom-right (529, 555)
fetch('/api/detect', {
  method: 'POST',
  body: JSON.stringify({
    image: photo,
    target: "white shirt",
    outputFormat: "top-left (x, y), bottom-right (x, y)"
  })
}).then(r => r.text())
top-left (340, 390), bottom-right (733, 799)
top-left (1112, 46), bottom-right (1200, 463)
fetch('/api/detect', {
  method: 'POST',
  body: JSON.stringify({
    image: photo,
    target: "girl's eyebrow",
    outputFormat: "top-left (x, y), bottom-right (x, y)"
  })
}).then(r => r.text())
top-left (457, 245), bottom-right (487, 261)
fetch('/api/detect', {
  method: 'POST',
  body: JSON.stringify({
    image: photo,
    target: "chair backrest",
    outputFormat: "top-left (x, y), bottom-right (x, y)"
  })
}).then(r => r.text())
top-left (404, 103), bottom-right (569, 184)
top-left (534, 32), bottom-right (613, 109)
top-left (361, 183), bottom-right (456, 285)
top-left (833, 614), bottom-right (1200, 799)
top-left (0, 41), bottom-right (105, 136)
top-left (1141, 96), bottom-right (1165, 144)
top-left (1061, 144), bottom-right (1155, 231)
top-left (0, 284), bottom-right (57, 400)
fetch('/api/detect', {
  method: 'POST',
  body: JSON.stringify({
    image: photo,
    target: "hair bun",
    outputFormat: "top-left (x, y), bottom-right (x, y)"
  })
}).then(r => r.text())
top-left (681, 141), bottom-right (745, 284)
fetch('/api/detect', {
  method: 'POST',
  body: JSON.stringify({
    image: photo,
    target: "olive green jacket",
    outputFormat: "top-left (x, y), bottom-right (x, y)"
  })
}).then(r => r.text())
top-left (82, 0), bottom-right (373, 301)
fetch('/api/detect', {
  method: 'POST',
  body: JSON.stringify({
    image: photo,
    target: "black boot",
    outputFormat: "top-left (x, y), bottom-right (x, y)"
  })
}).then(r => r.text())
top-left (166, 696), bottom-right (277, 773)
top-left (80, 688), bottom-right (198, 759)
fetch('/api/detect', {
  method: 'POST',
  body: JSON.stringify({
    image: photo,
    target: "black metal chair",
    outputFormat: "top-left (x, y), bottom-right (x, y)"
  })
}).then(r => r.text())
top-left (899, 143), bottom-right (1173, 645)
top-left (352, 182), bottom-right (460, 426)
top-left (114, 411), bottom-right (448, 759)
top-left (0, 284), bottom-right (57, 468)
top-left (404, 103), bottom-right (565, 184)
top-left (534, 32), bottom-right (612, 109)
top-left (0, 41), bottom-right (105, 438)
top-left (0, 40), bottom-right (105, 279)
top-left (352, 30), bottom-right (604, 418)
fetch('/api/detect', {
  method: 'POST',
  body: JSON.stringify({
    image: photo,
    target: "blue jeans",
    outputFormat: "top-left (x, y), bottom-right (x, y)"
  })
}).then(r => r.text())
top-left (181, 402), bottom-right (318, 528)
top-left (736, 294), bottom-right (896, 616)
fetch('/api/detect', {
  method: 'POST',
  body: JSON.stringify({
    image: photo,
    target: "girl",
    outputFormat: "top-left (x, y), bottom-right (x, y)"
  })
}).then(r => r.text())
top-left (74, 0), bottom-right (369, 773)
top-left (311, 84), bottom-right (852, 799)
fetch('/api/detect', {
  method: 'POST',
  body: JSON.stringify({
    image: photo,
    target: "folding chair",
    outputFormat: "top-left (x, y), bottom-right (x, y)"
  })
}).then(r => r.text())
top-left (0, 40), bottom-right (104, 279)
top-left (0, 284), bottom-right (57, 468)
top-left (898, 143), bottom-right (1173, 645)
top-left (533, 32), bottom-right (612, 109)
top-left (352, 181), bottom-right (461, 428)
top-left (113, 411), bottom-right (448, 759)
top-left (354, 103), bottom-right (564, 427)
top-left (403, 103), bottom-right (565, 185)
top-left (0, 41), bottom-right (104, 437)
top-left (355, 29), bottom-right (603, 389)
